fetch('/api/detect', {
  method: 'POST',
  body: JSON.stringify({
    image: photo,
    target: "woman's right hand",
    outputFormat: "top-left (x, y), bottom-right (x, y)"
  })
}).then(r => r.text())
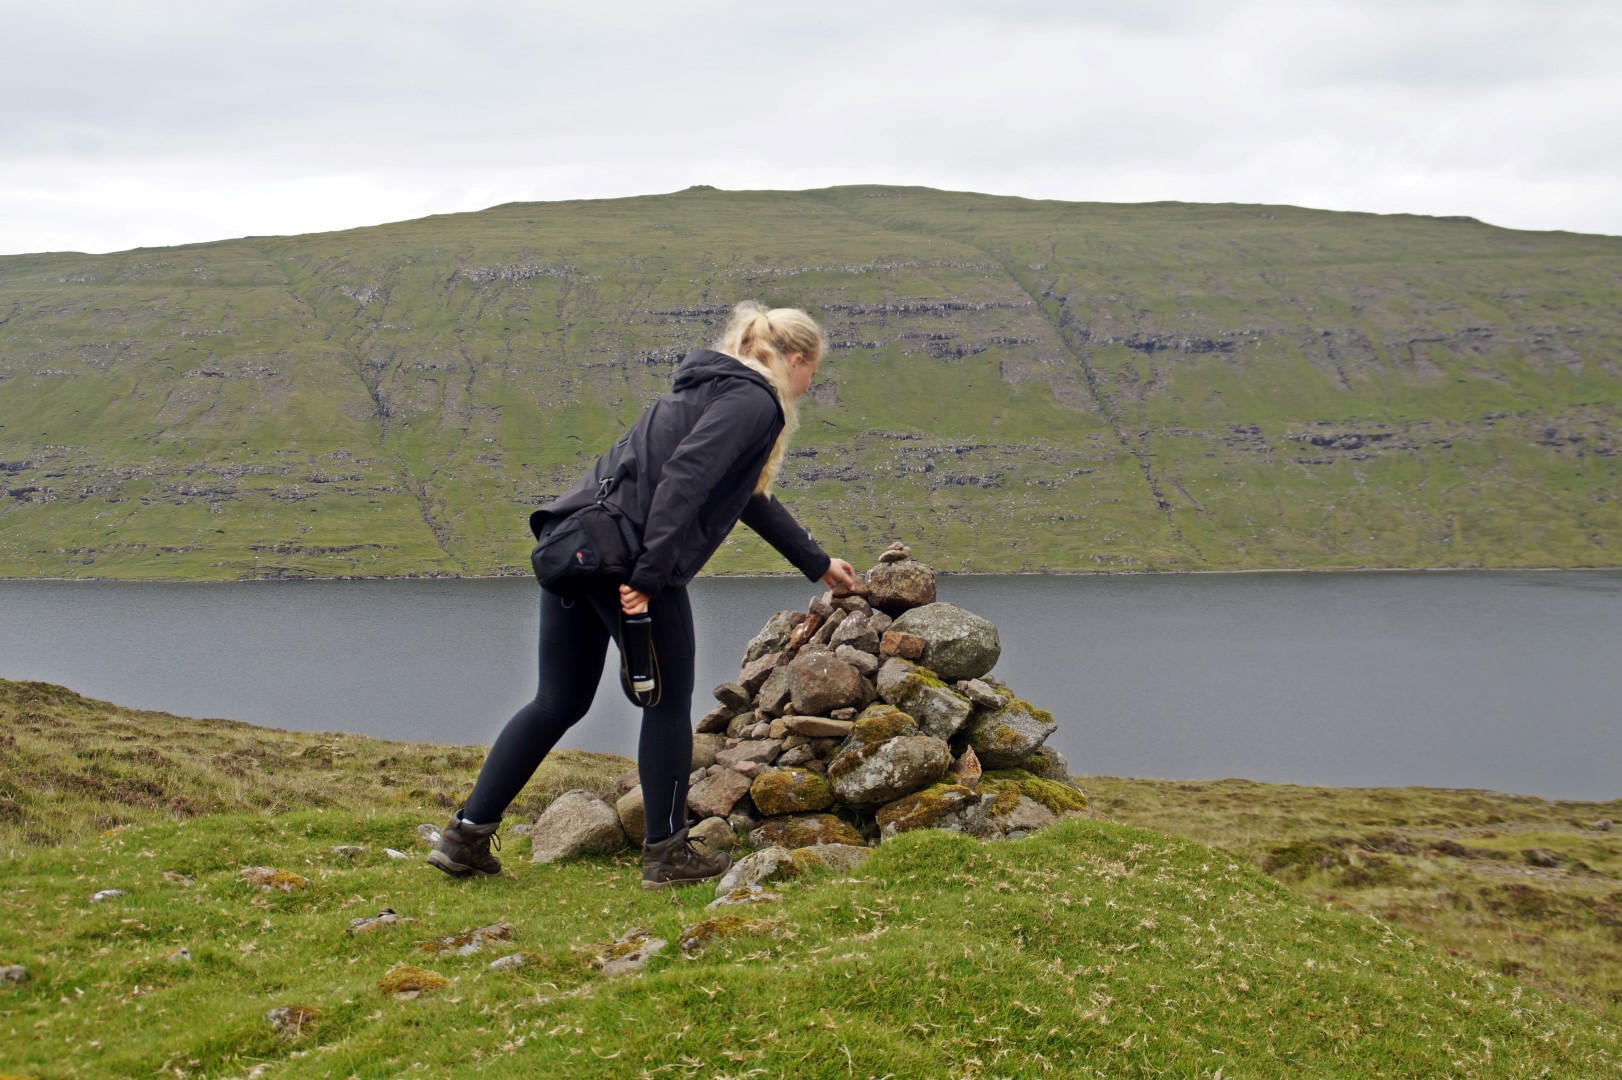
top-left (619, 584), bottom-right (650, 616)
top-left (821, 558), bottom-right (858, 593)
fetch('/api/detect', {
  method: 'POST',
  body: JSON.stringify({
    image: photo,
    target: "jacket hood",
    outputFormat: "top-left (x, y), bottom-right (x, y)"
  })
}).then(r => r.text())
top-left (672, 348), bottom-right (779, 401)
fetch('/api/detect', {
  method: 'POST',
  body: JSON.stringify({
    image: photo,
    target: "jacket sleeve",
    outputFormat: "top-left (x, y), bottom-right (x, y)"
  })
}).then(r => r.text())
top-left (627, 383), bottom-right (780, 598)
top-left (740, 492), bottom-right (831, 583)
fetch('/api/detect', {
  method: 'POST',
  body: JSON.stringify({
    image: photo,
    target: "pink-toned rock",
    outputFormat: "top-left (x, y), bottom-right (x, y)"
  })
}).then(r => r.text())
top-left (696, 705), bottom-right (734, 734)
top-left (880, 631), bottom-right (926, 660)
top-left (788, 613), bottom-right (823, 650)
top-left (787, 650), bottom-right (865, 715)
top-left (783, 715), bottom-right (855, 738)
top-left (739, 652), bottom-right (788, 694)
top-left (687, 770), bottom-right (754, 819)
top-left (715, 739), bottom-right (783, 770)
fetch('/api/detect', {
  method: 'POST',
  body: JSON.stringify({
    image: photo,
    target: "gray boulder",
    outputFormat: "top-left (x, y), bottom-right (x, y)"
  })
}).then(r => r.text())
top-left (888, 603), bottom-right (1001, 682)
top-left (531, 790), bottom-right (628, 863)
top-left (756, 667), bottom-right (795, 717)
top-left (691, 732), bottom-right (725, 770)
top-left (829, 611), bottom-right (880, 654)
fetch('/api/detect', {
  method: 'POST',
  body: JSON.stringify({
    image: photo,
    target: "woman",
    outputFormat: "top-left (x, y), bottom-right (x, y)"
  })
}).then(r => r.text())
top-left (429, 302), bottom-right (857, 889)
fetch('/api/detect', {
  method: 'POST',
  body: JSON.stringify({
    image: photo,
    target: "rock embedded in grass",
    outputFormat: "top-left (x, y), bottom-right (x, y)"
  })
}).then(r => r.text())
top-left (266, 1004), bottom-right (320, 1037)
top-left (531, 790), bottom-right (627, 864)
top-left (0, 964), bottom-right (28, 985)
top-left (716, 847), bottom-right (799, 894)
top-left (419, 921), bottom-right (514, 958)
top-left (378, 964), bottom-right (449, 997)
top-left (239, 867), bottom-right (310, 893)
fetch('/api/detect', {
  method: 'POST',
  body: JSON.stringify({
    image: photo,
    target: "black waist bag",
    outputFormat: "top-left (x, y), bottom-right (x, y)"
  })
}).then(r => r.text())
top-left (530, 503), bottom-right (638, 595)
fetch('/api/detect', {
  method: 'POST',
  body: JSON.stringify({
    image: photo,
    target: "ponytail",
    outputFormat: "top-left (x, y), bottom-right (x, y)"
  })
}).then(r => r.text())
top-left (715, 301), bottom-right (824, 493)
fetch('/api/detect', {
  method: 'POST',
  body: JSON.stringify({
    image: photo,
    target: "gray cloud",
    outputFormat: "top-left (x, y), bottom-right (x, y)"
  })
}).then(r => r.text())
top-left (2, 0), bottom-right (1618, 254)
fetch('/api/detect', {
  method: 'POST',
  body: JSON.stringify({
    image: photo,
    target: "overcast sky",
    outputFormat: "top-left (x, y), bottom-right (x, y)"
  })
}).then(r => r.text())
top-left (4, 0), bottom-right (1620, 256)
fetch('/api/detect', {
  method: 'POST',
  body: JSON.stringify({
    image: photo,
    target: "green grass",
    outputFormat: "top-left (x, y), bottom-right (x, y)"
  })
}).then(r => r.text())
top-left (1, 680), bottom-right (1620, 1076)
top-left (1, 186), bottom-right (1618, 580)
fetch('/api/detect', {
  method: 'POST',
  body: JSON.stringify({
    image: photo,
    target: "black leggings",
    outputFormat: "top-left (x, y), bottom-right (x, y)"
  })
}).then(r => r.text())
top-left (462, 585), bottom-right (697, 843)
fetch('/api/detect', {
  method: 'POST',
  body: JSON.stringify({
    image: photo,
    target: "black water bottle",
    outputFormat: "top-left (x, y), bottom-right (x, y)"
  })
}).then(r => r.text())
top-left (621, 612), bottom-right (658, 706)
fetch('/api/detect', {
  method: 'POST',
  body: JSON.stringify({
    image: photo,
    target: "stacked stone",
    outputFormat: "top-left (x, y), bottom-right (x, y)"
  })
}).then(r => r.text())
top-left (678, 543), bottom-right (1086, 851)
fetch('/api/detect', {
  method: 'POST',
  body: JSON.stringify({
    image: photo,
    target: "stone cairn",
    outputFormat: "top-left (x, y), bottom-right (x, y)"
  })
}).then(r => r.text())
top-left (532, 544), bottom-right (1088, 890)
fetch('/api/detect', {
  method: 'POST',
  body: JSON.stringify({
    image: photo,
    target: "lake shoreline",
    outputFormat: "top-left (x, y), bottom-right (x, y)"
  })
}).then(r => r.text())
top-left (4, 563), bottom-right (1619, 585)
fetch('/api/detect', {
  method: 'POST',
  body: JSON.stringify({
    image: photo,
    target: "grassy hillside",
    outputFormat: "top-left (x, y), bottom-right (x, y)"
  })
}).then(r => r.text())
top-left (1, 680), bottom-right (1618, 1077)
top-left (0, 186), bottom-right (1617, 579)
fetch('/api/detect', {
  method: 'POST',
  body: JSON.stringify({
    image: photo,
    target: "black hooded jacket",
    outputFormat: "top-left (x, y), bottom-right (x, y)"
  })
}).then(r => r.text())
top-left (528, 349), bottom-right (830, 599)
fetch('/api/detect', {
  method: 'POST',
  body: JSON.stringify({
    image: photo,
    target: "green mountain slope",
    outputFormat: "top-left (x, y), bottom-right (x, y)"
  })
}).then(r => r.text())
top-left (1, 186), bottom-right (1618, 578)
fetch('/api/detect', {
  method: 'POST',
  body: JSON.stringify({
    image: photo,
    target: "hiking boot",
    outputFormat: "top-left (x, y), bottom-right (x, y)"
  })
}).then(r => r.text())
top-left (426, 811), bottom-right (502, 878)
top-left (641, 828), bottom-right (732, 890)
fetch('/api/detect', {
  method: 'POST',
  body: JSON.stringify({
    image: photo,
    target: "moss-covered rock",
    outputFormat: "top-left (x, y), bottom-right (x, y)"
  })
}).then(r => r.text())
top-left (980, 769), bottom-right (1089, 819)
top-left (678, 914), bottom-right (778, 955)
top-left (827, 731), bottom-right (952, 811)
top-left (750, 812), bottom-right (865, 849)
top-left (876, 658), bottom-right (973, 739)
top-left (750, 767), bottom-right (835, 816)
top-left (964, 699), bottom-right (1057, 768)
top-left (850, 704), bottom-right (919, 744)
top-left (789, 843), bottom-right (873, 876)
top-left (378, 964), bottom-right (449, 996)
top-left (888, 602), bottom-right (1001, 682)
top-left (875, 782), bottom-right (981, 838)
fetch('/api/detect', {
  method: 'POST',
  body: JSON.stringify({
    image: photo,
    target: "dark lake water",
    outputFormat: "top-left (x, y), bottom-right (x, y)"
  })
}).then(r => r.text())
top-left (2, 572), bottom-right (1618, 800)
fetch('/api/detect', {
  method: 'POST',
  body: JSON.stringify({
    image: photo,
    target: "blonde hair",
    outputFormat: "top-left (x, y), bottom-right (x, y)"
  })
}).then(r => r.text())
top-left (715, 301), bottom-right (825, 493)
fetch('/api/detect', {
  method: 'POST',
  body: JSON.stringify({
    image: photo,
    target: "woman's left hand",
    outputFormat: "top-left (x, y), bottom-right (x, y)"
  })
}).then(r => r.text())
top-left (619, 584), bottom-right (650, 616)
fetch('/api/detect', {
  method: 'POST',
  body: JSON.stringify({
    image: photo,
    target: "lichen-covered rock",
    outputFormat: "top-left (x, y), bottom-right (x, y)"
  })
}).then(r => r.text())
top-left (875, 782), bottom-right (982, 839)
top-left (991, 795), bottom-right (1059, 835)
top-left (585, 928), bottom-right (667, 977)
top-left (687, 769), bottom-right (753, 820)
top-left (750, 767), bottom-right (835, 816)
top-left (348, 909), bottom-right (409, 935)
top-left (708, 884), bottom-right (784, 908)
top-left (715, 846), bottom-right (799, 895)
top-left (0, 964), bottom-right (29, 985)
top-left (691, 732), bottom-right (726, 770)
top-left (750, 812), bottom-right (866, 849)
top-left (743, 611), bottom-right (798, 663)
top-left (888, 603), bottom-right (1001, 682)
top-left (979, 769), bottom-right (1089, 829)
top-left (677, 914), bottom-right (779, 955)
top-left (240, 867), bottom-right (309, 894)
top-left (419, 922), bottom-right (514, 957)
top-left (1016, 744), bottom-right (1073, 784)
top-left (615, 786), bottom-right (646, 841)
top-left (867, 559), bottom-right (937, 615)
top-left (849, 702), bottom-right (919, 742)
top-left (787, 648), bottom-right (865, 715)
top-left (689, 815), bottom-right (739, 853)
top-left (827, 729), bottom-right (952, 810)
top-left (965, 699), bottom-right (1058, 768)
top-left (875, 658), bottom-right (973, 740)
top-left (790, 843), bottom-right (872, 876)
top-left (531, 790), bottom-right (628, 863)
